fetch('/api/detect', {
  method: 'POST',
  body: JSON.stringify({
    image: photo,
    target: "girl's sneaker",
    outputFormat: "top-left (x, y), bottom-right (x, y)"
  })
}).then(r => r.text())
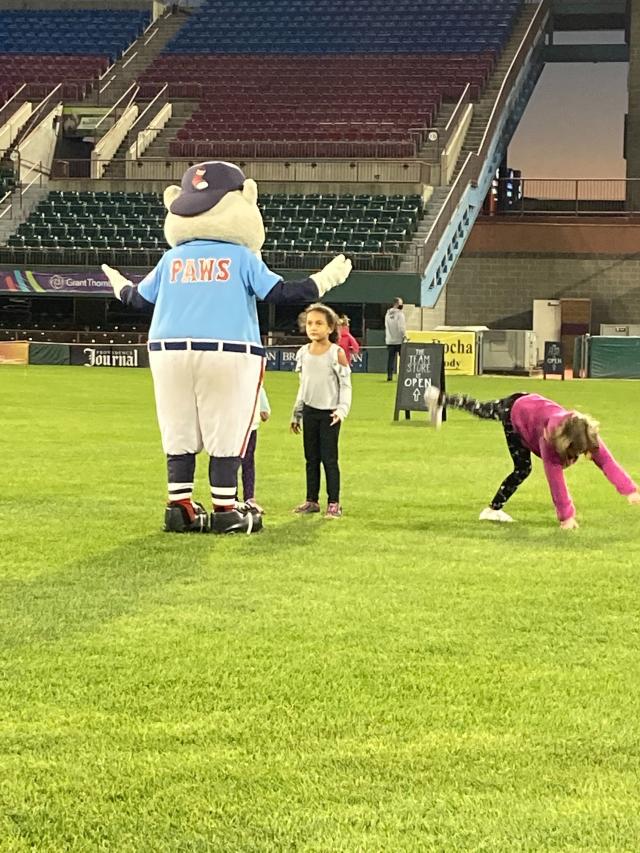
top-left (325, 503), bottom-right (343, 519)
top-left (293, 500), bottom-right (321, 514)
top-left (479, 506), bottom-right (514, 522)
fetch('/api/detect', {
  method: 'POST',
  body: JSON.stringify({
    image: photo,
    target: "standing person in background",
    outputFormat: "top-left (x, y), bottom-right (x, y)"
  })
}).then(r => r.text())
top-left (237, 385), bottom-right (270, 515)
top-left (337, 314), bottom-right (360, 366)
top-left (290, 303), bottom-right (352, 519)
top-left (385, 297), bottom-right (406, 381)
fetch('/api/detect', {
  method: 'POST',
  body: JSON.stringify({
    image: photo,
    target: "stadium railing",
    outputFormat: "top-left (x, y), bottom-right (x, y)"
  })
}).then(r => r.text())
top-left (418, 0), bottom-right (551, 283)
top-left (489, 179), bottom-right (633, 215)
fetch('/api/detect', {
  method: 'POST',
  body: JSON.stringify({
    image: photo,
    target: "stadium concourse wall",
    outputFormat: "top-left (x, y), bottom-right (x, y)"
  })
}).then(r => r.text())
top-left (0, 266), bottom-right (422, 304)
top-left (444, 217), bottom-right (640, 333)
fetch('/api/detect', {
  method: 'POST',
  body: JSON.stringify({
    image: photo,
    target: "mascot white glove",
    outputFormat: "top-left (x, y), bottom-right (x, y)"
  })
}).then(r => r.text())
top-left (310, 254), bottom-right (352, 297)
top-left (101, 263), bottom-right (132, 301)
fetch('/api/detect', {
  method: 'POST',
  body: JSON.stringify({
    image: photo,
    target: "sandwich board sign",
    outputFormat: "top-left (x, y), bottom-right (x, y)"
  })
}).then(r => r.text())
top-left (393, 342), bottom-right (446, 420)
top-left (543, 340), bottom-right (564, 379)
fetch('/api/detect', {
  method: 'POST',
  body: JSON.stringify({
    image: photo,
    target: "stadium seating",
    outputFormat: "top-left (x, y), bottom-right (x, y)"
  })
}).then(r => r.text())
top-left (3, 190), bottom-right (424, 271)
top-left (136, 0), bottom-right (523, 157)
top-left (0, 10), bottom-right (150, 102)
top-left (162, 0), bottom-right (521, 54)
top-left (139, 54), bottom-right (495, 157)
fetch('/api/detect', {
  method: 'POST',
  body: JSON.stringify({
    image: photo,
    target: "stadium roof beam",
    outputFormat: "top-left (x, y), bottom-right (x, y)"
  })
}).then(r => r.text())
top-left (552, 0), bottom-right (626, 31)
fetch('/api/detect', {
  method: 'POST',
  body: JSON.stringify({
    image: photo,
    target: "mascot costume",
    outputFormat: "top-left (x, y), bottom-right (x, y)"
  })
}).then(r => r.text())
top-left (102, 160), bottom-right (351, 535)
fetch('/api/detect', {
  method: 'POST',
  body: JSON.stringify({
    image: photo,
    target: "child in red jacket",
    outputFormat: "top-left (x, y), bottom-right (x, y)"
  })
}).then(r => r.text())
top-left (337, 314), bottom-right (360, 366)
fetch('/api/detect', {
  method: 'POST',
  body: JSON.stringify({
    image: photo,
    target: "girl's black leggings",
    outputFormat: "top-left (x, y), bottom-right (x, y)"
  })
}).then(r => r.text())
top-left (444, 392), bottom-right (532, 509)
top-left (302, 405), bottom-right (341, 504)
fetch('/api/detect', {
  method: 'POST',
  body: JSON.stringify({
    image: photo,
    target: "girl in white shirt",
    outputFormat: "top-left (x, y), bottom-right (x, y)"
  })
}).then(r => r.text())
top-left (290, 303), bottom-right (352, 518)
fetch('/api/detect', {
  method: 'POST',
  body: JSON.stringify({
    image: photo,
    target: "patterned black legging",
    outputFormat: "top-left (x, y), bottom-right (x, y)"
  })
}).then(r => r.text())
top-left (444, 392), bottom-right (532, 509)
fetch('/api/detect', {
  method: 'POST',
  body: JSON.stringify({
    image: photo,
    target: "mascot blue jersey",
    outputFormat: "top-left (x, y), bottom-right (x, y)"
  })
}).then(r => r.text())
top-left (138, 239), bottom-right (280, 344)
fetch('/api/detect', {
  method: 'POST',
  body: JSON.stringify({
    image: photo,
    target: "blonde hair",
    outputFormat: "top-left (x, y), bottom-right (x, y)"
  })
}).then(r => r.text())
top-left (550, 412), bottom-right (600, 464)
top-left (303, 303), bottom-right (340, 343)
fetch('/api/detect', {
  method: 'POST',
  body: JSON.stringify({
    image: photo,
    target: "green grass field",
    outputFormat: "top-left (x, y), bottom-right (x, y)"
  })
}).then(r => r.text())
top-left (2, 366), bottom-right (640, 852)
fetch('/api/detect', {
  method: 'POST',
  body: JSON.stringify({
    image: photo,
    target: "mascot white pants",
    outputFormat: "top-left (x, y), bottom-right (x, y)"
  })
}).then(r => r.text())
top-left (151, 347), bottom-right (263, 457)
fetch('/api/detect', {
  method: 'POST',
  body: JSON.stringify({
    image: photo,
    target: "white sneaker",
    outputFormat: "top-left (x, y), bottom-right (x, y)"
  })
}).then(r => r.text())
top-left (424, 385), bottom-right (443, 429)
top-left (479, 507), bottom-right (514, 523)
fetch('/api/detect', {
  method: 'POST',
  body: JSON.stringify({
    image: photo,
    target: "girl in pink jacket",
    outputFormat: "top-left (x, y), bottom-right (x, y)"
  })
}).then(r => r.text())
top-left (425, 389), bottom-right (640, 529)
top-left (337, 315), bottom-right (361, 366)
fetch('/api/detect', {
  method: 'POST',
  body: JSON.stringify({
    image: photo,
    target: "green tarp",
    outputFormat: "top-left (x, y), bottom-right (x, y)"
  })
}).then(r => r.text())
top-left (589, 337), bottom-right (640, 378)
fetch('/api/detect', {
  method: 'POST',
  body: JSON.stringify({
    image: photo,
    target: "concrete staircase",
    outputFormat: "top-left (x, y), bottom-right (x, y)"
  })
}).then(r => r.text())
top-left (132, 101), bottom-right (198, 161)
top-left (0, 184), bottom-right (49, 245)
top-left (100, 101), bottom-right (197, 179)
top-left (450, 8), bottom-right (538, 183)
top-left (416, 100), bottom-right (457, 162)
top-left (399, 1), bottom-right (540, 279)
top-left (399, 186), bottom-right (451, 273)
top-left (88, 10), bottom-right (187, 107)
top-left (82, 10), bottom-right (192, 179)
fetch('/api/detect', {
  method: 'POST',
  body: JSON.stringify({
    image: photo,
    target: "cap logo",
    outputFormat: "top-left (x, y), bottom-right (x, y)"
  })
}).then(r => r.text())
top-left (192, 168), bottom-right (208, 191)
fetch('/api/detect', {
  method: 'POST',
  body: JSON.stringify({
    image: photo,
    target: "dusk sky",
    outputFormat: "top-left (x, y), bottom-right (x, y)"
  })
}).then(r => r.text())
top-left (508, 31), bottom-right (628, 180)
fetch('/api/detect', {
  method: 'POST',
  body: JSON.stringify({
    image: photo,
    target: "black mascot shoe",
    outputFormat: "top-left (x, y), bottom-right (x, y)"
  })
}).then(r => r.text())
top-left (164, 501), bottom-right (210, 533)
top-left (210, 506), bottom-right (263, 535)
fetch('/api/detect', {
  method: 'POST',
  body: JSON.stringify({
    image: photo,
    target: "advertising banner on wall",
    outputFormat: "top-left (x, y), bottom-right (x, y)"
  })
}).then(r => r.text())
top-left (0, 341), bottom-right (29, 365)
top-left (265, 348), bottom-right (280, 371)
top-left (70, 345), bottom-right (149, 368)
top-left (279, 348), bottom-right (298, 372)
top-left (406, 331), bottom-right (477, 375)
top-left (350, 350), bottom-right (368, 373)
top-left (265, 347), bottom-right (368, 372)
top-left (0, 270), bottom-right (144, 294)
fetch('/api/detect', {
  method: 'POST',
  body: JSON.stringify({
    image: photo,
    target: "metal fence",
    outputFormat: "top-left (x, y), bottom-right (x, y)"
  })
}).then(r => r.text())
top-left (0, 244), bottom-right (418, 273)
top-left (492, 178), bottom-right (639, 215)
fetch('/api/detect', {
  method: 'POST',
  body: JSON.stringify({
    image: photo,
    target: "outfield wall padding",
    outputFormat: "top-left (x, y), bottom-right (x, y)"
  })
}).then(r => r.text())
top-left (29, 343), bottom-right (70, 365)
top-left (365, 330), bottom-right (388, 374)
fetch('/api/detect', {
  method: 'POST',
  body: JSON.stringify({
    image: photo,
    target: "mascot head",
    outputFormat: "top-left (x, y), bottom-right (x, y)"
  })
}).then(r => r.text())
top-left (163, 160), bottom-right (265, 253)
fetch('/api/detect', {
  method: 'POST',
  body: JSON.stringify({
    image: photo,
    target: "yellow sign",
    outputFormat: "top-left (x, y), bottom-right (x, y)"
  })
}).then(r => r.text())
top-left (0, 341), bottom-right (29, 366)
top-left (406, 331), bottom-right (476, 375)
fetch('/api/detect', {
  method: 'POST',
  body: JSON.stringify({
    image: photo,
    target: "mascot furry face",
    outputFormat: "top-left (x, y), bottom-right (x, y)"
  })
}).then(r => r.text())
top-left (103, 159), bottom-right (352, 536)
top-left (163, 161), bottom-right (265, 254)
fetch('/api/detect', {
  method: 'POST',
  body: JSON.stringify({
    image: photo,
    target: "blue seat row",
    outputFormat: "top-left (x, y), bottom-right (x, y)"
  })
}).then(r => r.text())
top-left (0, 10), bottom-right (149, 57)
top-left (0, 10), bottom-right (148, 20)
top-left (165, 0), bottom-right (521, 53)
top-left (165, 40), bottom-right (510, 54)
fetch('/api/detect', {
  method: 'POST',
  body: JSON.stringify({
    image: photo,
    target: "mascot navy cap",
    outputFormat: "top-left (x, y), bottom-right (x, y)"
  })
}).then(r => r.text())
top-left (170, 161), bottom-right (246, 216)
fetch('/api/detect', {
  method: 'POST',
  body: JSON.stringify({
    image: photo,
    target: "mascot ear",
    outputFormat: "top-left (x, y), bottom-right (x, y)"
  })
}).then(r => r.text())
top-left (242, 178), bottom-right (258, 206)
top-left (163, 185), bottom-right (181, 210)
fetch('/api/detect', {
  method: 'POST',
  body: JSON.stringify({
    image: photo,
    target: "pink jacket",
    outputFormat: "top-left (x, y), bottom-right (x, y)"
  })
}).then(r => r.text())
top-left (337, 328), bottom-right (360, 365)
top-left (511, 394), bottom-right (637, 521)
